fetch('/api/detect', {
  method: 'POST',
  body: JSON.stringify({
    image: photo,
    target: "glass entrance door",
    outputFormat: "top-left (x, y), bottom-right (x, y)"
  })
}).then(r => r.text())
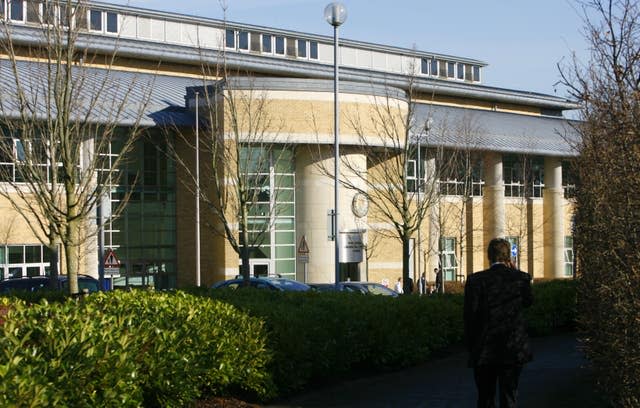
top-left (250, 260), bottom-right (271, 277)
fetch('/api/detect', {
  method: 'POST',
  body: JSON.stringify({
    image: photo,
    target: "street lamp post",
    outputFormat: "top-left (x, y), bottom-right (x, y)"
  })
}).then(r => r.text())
top-left (195, 91), bottom-right (201, 287)
top-left (325, 2), bottom-right (347, 286)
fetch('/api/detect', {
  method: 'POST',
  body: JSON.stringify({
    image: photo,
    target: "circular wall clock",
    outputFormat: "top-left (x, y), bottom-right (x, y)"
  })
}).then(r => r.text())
top-left (351, 193), bottom-right (369, 217)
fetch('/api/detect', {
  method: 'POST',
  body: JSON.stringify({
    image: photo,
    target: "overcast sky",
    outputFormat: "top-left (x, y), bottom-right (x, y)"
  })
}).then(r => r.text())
top-left (108, 0), bottom-right (590, 98)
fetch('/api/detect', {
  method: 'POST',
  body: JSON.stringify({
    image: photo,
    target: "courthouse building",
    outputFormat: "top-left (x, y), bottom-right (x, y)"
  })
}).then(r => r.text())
top-left (0, 1), bottom-right (579, 288)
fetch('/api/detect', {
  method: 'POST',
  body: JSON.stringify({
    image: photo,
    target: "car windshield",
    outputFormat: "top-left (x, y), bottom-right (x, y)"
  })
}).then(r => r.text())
top-left (361, 283), bottom-right (396, 296)
top-left (267, 279), bottom-right (310, 292)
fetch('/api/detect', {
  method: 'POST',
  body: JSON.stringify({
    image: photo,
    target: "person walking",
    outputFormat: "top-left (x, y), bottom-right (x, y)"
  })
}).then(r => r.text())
top-left (434, 267), bottom-right (443, 293)
top-left (464, 238), bottom-right (533, 408)
top-left (419, 272), bottom-right (427, 295)
top-left (394, 277), bottom-right (403, 294)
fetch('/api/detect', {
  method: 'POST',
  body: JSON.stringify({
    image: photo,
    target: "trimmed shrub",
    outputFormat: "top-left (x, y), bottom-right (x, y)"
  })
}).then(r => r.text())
top-left (208, 288), bottom-right (463, 397)
top-left (526, 279), bottom-right (577, 336)
top-left (0, 291), bottom-right (273, 407)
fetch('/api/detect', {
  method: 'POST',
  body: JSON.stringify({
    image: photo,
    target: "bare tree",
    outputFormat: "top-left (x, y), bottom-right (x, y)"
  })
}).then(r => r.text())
top-left (0, 0), bottom-right (151, 293)
top-left (431, 113), bottom-right (484, 287)
top-left (559, 0), bottom-right (640, 404)
top-left (335, 83), bottom-right (447, 294)
top-left (180, 77), bottom-right (294, 284)
top-left (163, 2), bottom-right (298, 286)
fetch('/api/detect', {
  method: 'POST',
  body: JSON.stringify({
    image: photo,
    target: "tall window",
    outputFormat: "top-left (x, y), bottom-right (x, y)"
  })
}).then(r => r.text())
top-left (109, 133), bottom-right (177, 289)
top-left (440, 237), bottom-right (458, 281)
top-left (504, 155), bottom-right (544, 198)
top-left (241, 146), bottom-right (296, 279)
top-left (503, 155), bottom-right (525, 197)
top-left (562, 160), bottom-right (576, 199)
top-left (564, 236), bottom-right (574, 277)
top-left (530, 157), bottom-right (544, 198)
top-left (406, 158), bottom-right (418, 192)
top-left (439, 151), bottom-right (484, 196)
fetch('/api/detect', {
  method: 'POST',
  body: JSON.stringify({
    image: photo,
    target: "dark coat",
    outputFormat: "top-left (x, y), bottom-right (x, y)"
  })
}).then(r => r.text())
top-left (463, 263), bottom-right (533, 368)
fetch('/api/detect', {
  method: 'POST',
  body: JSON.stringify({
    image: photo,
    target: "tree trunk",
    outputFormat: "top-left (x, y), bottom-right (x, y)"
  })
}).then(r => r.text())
top-left (48, 242), bottom-right (59, 290)
top-left (65, 212), bottom-right (80, 295)
top-left (402, 236), bottom-right (412, 294)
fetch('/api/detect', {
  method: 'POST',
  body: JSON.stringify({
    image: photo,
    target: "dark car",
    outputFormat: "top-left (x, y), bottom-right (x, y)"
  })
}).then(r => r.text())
top-left (309, 281), bottom-right (399, 297)
top-left (0, 275), bottom-right (100, 293)
top-left (211, 277), bottom-right (311, 292)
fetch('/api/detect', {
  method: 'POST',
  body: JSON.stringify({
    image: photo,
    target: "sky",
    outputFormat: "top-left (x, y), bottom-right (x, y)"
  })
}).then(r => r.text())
top-left (108, 0), bottom-right (591, 98)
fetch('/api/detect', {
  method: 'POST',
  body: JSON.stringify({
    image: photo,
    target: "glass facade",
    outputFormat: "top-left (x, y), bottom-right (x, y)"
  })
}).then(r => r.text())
top-left (241, 145), bottom-right (296, 279)
top-left (104, 132), bottom-right (176, 289)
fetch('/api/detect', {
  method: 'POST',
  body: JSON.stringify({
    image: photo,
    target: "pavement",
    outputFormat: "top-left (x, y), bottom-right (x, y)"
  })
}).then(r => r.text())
top-left (266, 333), bottom-right (606, 408)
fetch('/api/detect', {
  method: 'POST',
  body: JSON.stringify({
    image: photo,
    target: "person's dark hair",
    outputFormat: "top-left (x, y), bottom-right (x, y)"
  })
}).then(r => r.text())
top-left (488, 238), bottom-right (511, 263)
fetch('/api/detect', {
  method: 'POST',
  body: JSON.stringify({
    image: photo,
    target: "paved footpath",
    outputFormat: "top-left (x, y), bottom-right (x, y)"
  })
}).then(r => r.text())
top-left (267, 333), bottom-right (607, 408)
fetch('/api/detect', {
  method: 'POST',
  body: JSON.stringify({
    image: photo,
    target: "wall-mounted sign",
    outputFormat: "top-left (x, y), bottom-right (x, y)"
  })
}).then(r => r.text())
top-left (339, 230), bottom-right (363, 263)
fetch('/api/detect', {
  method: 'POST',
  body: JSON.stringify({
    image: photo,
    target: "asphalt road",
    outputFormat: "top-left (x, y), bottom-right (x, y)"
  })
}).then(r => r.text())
top-left (267, 333), bottom-right (607, 408)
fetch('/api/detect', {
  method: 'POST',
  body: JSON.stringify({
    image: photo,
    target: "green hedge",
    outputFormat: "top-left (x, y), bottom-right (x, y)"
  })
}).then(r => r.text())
top-left (0, 291), bottom-right (273, 407)
top-left (0, 279), bottom-right (576, 405)
top-left (206, 289), bottom-right (464, 396)
top-left (525, 279), bottom-right (577, 336)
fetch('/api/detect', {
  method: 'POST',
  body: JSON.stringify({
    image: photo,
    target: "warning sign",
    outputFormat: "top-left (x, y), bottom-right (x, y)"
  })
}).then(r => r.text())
top-left (297, 236), bottom-right (310, 263)
top-left (297, 236), bottom-right (310, 254)
top-left (103, 249), bottom-right (121, 268)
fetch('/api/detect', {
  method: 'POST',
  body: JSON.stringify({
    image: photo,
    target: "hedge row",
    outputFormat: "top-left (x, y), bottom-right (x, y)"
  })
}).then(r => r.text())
top-left (0, 279), bottom-right (576, 406)
top-left (206, 289), bottom-right (464, 397)
top-left (0, 291), bottom-right (273, 407)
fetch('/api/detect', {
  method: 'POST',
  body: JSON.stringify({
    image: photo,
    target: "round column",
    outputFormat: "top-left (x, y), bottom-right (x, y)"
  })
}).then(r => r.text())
top-left (543, 157), bottom-right (565, 278)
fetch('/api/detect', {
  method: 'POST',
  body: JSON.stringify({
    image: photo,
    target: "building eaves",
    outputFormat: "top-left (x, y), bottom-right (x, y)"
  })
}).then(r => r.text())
top-left (413, 104), bottom-right (581, 157)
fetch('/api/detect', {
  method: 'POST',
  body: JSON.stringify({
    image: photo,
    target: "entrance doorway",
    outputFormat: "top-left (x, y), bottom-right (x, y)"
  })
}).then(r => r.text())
top-left (250, 259), bottom-right (271, 277)
top-left (339, 263), bottom-right (360, 282)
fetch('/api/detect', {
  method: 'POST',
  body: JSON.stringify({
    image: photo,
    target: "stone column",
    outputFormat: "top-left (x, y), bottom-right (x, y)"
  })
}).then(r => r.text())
top-left (543, 157), bottom-right (565, 278)
top-left (483, 152), bottom-right (505, 246)
top-left (295, 146), bottom-right (365, 283)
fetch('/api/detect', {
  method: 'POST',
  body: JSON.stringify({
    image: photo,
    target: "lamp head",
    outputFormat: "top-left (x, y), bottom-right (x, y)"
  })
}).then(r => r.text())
top-left (324, 2), bottom-right (347, 27)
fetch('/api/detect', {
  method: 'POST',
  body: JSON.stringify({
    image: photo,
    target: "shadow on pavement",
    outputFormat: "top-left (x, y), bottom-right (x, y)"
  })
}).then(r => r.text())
top-left (266, 333), bottom-right (607, 408)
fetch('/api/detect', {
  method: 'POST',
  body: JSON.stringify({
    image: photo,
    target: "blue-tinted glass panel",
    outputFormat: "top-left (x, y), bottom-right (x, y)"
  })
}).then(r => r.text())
top-left (262, 34), bottom-right (272, 52)
top-left (421, 58), bottom-right (429, 74)
top-left (297, 39), bottom-right (306, 57)
top-left (430, 59), bottom-right (438, 76)
top-left (309, 41), bottom-right (318, 59)
top-left (225, 29), bottom-right (235, 48)
top-left (106, 12), bottom-right (118, 33)
top-left (89, 9), bottom-right (101, 30)
top-left (473, 66), bottom-right (480, 81)
top-left (238, 31), bottom-right (249, 50)
top-left (275, 36), bottom-right (285, 54)
top-left (10, 0), bottom-right (23, 21)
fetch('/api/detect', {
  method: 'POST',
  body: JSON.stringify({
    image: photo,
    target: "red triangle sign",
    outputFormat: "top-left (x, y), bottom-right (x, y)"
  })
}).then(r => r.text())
top-left (103, 249), bottom-right (120, 268)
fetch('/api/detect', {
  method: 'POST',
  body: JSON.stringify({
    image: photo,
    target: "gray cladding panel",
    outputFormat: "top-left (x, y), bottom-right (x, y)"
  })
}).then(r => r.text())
top-left (413, 104), bottom-right (580, 157)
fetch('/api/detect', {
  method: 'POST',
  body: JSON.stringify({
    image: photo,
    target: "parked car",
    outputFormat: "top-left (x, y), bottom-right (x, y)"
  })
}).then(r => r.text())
top-left (309, 281), bottom-right (399, 297)
top-left (211, 277), bottom-right (311, 292)
top-left (0, 275), bottom-right (100, 293)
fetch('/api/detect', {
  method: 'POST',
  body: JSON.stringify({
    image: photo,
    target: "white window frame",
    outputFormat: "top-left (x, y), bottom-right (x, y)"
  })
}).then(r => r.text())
top-left (87, 9), bottom-right (118, 34)
top-left (564, 236), bottom-right (574, 277)
top-left (440, 237), bottom-right (458, 281)
top-left (0, 244), bottom-right (54, 280)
